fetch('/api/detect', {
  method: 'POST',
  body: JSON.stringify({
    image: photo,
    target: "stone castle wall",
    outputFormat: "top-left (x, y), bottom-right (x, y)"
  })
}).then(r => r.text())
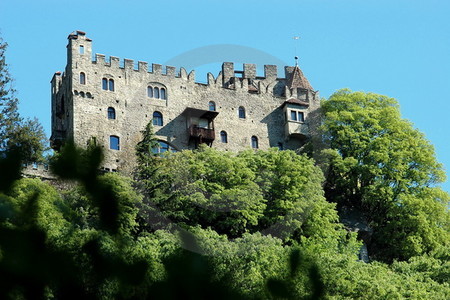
top-left (51, 31), bottom-right (320, 173)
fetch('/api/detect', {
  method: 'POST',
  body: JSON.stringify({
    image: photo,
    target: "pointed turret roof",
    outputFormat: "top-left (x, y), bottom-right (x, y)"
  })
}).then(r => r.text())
top-left (286, 66), bottom-right (313, 91)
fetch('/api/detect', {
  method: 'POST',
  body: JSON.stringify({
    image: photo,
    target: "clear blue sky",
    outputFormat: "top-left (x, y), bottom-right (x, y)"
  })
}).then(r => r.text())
top-left (2, 0), bottom-right (449, 192)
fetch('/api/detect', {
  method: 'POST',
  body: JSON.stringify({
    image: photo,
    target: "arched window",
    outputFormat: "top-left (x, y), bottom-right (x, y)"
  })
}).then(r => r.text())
top-left (153, 111), bottom-right (163, 126)
top-left (160, 88), bottom-right (166, 100)
top-left (238, 106), bottom-right (246, 119)
top-left (154, 87), bottom-right (160, 99)
top-left (107, 107), bottom-right (116, 119)
top-left (110, 135), bottom-right (120, 150)
top-left (102, 78), bottom-right (108, 90)
top-left (220, 131), bottom-right (228, 143)
top-left (80, 72), bottom-right (86, 85)
top-left (209, 101), bottom-right (216, 111)
top-left (147, 86), bottom-right (153, 98)
top-left (108, 79), bottom-right (115, 91)
top-left (152, 140), bottom-right (177, 154)
top-left (251, 136), bottom-right (258, 149)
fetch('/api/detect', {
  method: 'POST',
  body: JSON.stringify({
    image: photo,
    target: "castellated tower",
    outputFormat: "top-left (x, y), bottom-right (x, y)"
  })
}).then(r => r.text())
top-left (50, 31), bottom-right (320, 173)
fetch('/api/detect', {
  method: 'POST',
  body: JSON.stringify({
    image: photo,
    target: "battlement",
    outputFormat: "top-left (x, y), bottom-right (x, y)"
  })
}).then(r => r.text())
top-left (52, 30), bottom-right (320, 170)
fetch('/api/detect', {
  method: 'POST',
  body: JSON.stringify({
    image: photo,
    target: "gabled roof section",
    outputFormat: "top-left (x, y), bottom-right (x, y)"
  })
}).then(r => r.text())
top-left (281, 98), bottom-right (310, 108)
top-left (286, 66), bottom-right (313, 91)
top-left (182, 107), bottom-right (219, 120)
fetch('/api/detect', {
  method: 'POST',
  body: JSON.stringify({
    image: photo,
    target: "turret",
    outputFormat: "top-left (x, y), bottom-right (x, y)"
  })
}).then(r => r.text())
top-left (66, 30), bottom-right (92, 69)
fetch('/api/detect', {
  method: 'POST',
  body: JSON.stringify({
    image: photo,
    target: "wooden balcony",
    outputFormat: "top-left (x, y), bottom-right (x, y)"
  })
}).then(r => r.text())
top-left (189, 125), bottom-right (215, 143)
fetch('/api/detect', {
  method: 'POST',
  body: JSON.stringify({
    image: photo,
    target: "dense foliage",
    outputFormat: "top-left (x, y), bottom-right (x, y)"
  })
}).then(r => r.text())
top-left (0, 39), bottom-right (448, 297)
top-left (0, 140), bottom-right (448, 299)
top-left (321, 89), bottom-right (450, 261)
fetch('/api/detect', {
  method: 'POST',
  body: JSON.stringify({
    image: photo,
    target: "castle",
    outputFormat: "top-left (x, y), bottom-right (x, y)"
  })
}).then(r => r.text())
top-left (50, 31), bottom-right (320, 173)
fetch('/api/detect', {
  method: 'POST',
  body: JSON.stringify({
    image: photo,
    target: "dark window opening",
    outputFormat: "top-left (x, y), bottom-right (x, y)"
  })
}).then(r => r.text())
top-left (108, 79), bottom-right (114, 91)
top-left (102, 78), bottom-right (108, 90)
top-left (209, 101), bottom-right (216, 111)
top-left (251, 136), bottom-right (258, 149)
top-left (80, 72), bottom-right (86, 85)
top-left (154, 87), bottom-right (160, 99)
top-left (238, 106), bottom-right (246, 119)
top-left (152, 140), bottom-right (177, 154)
top-left (290, 110), bottom-right (297, 121)
top-left (147, 86), bottom-right (153, 97)
top-left (220, 131), bottom-right (227, 143)
top-left (110, 135), bottom-right (120, 150)
top-left (160, 88), bottom-right (166, 99)
top-left (107, 107), bottom-right (116, 119)
top-left (153, 111), bottom-right (163, 126)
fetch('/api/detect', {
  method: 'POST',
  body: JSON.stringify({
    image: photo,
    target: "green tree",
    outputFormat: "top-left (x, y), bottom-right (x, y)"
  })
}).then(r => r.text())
top-left (0, 35), bottom-right (47, 162)
top-left (321, 89), bottom-right (450, 261)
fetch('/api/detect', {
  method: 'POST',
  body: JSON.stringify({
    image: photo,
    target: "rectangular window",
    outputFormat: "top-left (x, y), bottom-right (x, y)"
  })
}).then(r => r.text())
top-left (79, 45), bottom-right (84, 54)
top-left (290, 110), bottom-right (305, 122)
top-left (110, 136), bottom-right (120, 150)
top-left (290, 111), bottom-right (297, 121)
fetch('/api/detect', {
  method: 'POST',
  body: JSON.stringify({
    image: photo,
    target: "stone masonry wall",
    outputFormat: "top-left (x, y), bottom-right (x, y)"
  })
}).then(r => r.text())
top-left (51, 31), bottom-right (320, 173)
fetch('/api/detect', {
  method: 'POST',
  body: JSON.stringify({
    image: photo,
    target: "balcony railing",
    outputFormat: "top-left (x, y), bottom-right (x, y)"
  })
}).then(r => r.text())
top-left (189, 125), bottom-right (215, 143)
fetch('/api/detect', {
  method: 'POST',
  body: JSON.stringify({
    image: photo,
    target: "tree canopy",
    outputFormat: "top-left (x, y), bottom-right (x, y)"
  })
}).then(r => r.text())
top-left (320, 89), bottom-right (450, 261)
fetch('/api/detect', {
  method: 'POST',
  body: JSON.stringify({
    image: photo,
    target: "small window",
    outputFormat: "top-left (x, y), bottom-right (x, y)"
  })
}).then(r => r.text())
top-left (107, 107), bottom-right (116, 119)
top-left (147, 86), bottom-right (153, 98)
top-left (108, 79), bottom-right (114, 91)
top-left (79, 45), bottom-right (84, 54)
top-left (160, 88), bottom-right (166, 100)
top-left (290, 110), bottom-right (305, 122)
top-left (251, 136), bottom-right (258, 149)
top-left (277, 142), bottom-right (283, 150)
top-left (110, 135), bottom-right (120, 150)
top-left (209, 101), bottom-right (216, 111)
top-left (290, 110), bottom-right (297, 121)
top-left (220, 131), bottom-right (228, 143)
top-left (238, 106), bottom-right (246, 119)
top-left (80, 72), bottom-right (86, 85)
top-left (154, 87), bottom-right (160, 99)
top-left (102, 78), bottom-right (108, 90)
top-left (153, 111), bottom-right (163, 126)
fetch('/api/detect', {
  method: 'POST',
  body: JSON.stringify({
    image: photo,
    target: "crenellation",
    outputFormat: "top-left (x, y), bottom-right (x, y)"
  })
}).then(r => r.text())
top-left (124, 58), bottom-right (134, 69)
top-left (222, 62), bottom-right (234, 86)
top-left (264, 65), bottom-right (277, 79)
top-left (180, 67), bottom-right (188, 79)
top-left (166, 66), bottom-right (176, 77)
top-left (51, 31), bottom-right (320, 173)
top-left (111, 56), bottom-right (120, 68)
top-left (95, 53), bottom-right (106, 65)
top-left (138, 61), bottom-right (148, 72)
top-left (153, 63), bottom-right (162, 75)
top-left (243, 64), bottom-right (256, 79)
top-left (188, 70), bottom-right (195, 82)
top-left (207, 72), bottom-right (216, 85)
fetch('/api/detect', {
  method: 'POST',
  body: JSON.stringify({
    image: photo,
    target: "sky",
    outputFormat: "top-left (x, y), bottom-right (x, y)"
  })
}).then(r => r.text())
top-left (1, 0), bottom-right (449, 192)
